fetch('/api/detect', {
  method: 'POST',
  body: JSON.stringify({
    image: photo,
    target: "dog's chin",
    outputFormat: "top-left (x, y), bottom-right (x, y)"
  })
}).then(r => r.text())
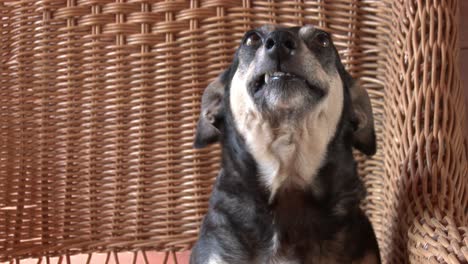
top-left (251, 73), bottom-right (323, 117)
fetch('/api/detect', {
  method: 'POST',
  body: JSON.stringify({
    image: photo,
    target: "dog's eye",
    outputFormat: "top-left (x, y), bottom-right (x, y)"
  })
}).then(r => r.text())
top-left (315, 32), bottom-right (330, 48)
top-left (245, 33), bottom-right (262, 47)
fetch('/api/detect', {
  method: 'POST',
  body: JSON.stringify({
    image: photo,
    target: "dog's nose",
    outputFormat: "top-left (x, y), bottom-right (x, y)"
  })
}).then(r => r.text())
top-left (265, 30), bottom-right (297, 61)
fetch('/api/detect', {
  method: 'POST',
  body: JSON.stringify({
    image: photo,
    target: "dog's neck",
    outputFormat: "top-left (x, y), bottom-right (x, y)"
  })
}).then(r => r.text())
top-left (220, 106), bottom-right (365, 216)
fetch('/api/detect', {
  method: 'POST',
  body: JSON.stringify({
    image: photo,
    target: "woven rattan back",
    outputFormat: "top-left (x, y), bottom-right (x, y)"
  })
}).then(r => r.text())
top-left (1, 0), bottom-right (466, 263)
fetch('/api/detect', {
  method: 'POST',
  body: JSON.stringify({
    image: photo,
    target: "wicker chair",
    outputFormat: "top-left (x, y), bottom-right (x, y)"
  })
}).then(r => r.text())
top-left (1, 0), bottom-right (466, 263)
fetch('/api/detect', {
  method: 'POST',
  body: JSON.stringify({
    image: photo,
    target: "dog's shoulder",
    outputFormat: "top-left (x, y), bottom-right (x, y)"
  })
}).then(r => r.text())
top-left (191, 170), bottom-right (274, 264)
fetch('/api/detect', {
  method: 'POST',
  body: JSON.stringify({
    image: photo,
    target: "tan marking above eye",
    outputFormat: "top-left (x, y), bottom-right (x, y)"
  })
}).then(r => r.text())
top-left (260, 24), bottom-right (277, 33)
top-left (299, 25), bottom-right (315, 39)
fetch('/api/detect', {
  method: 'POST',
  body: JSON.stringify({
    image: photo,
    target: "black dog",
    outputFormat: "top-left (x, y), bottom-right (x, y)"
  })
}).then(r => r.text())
top-left (190, 25), bottom-right (380, 264)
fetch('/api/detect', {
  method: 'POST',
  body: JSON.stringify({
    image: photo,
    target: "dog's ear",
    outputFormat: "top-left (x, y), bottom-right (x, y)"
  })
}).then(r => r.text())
top-left (349, 80), bottom-right (376, 156)
top-left (193, 75), bottom-right (225, 149)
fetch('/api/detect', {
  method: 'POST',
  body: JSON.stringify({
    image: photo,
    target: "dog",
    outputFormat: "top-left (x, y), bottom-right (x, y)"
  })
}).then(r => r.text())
top-left (190, 25), bottom-right (381, 264)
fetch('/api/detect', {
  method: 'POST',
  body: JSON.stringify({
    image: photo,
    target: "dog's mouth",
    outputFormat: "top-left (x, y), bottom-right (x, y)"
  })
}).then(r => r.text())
top-left (252, 71), bottom-right (324, 98)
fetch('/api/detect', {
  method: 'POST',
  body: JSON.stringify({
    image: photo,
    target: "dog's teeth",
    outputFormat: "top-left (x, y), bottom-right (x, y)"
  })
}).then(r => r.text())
top-left (270, 72), bottom-right (290, 78)
top-left (273, 72), bottom-right (284, 77)
top-left (263, 72), bottom-right (295, 83)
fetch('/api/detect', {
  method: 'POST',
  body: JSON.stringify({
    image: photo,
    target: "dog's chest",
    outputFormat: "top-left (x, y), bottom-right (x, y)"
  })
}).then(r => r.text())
top-left (259, 230), bottom-right (348, 264)
top-left (254, 192), bottom-right (348, 264)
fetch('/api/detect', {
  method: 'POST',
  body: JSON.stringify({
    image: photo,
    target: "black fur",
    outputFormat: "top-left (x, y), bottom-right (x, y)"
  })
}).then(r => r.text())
top-left (191, 26), bottom-right (380, 264)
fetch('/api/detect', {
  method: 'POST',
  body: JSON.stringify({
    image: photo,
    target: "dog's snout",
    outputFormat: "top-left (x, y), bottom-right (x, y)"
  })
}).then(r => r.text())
top-left (265, 30), bottom-right (297, 61)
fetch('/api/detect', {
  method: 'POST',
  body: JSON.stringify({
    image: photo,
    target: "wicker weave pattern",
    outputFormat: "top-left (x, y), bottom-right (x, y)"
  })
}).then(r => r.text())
top-left (0, 0), bottom-right (466, 263)
top-left (380, 0), bottom-right (468, 263)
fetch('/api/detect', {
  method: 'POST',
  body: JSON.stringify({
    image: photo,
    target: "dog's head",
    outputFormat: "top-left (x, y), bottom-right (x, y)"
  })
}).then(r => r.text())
top-left (195, 25), bottom-right (376, 191)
